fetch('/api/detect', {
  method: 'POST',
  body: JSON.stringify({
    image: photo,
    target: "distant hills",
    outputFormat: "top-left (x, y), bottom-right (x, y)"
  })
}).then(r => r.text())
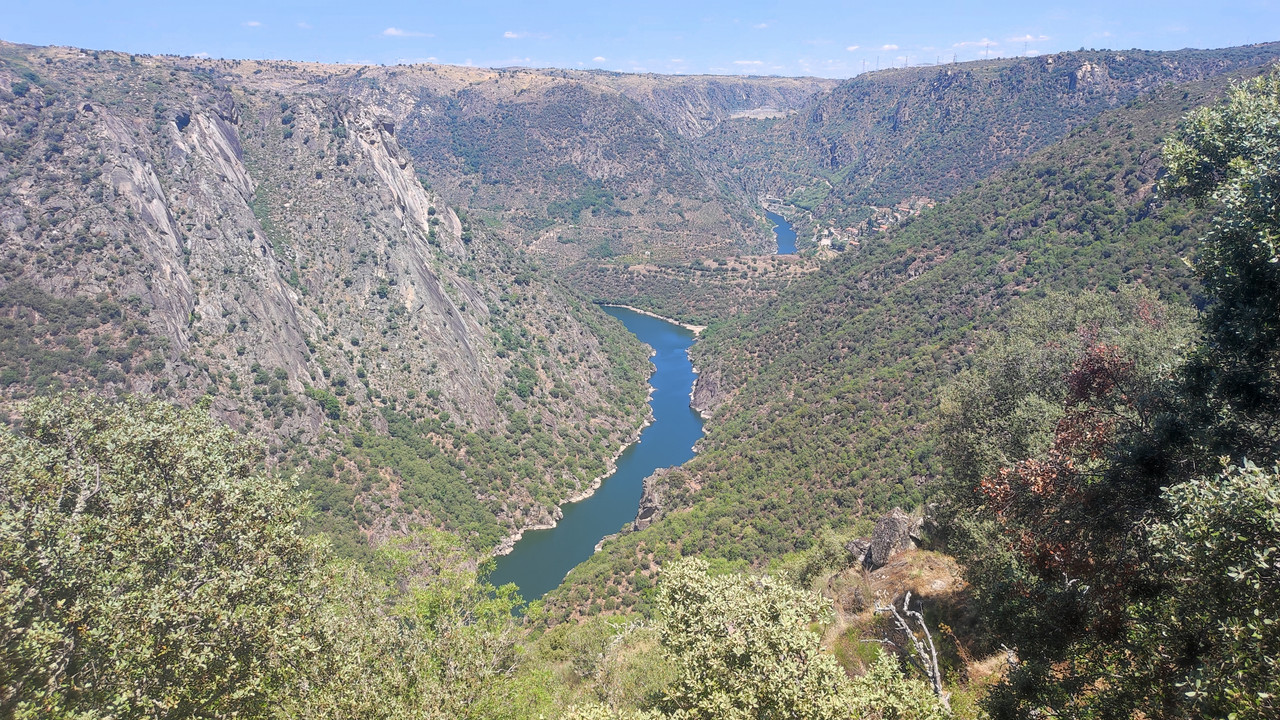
top-left (703, 44), bottom-right (1280, 249)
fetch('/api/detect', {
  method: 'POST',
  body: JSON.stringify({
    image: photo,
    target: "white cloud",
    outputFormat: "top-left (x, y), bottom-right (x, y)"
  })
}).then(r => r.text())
top-left (753, 22), bottom-right (768, 29)
top-left (243, 20), bottom-right (261, 27)
top-left (297, 21), bottom-right (312, 30)
top-left (1008, 34), bottom-right (1049, 42)
top-left (593, 56), bottom-right (606, 62)
top-left (193, 52), bottom-right (210, 58)
top-left (881, 44), bottom-right (898, 50)
top-left (670, 58), bottom-right (684, 63)
top-left (953, 38), bottom-right (997, 48)
top-left (504, 31), bottom-right (522, 38)
top-left (1025, 49), bottom-right (1041, 56)
top-left (733, 59), bottom-right (763, 65)
top-left (845, 45), bottom-right (859, 51)
top-left (383, 27), bottom-right (431, 37)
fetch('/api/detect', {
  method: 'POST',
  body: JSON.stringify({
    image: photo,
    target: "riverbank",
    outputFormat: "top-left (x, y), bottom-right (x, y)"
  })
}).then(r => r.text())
top-left (491, 363), bottom-right (657, 558)
top-left (488, 306), bottom-right (707, 599)
top-left (601, 304), bottom-right (707, 335)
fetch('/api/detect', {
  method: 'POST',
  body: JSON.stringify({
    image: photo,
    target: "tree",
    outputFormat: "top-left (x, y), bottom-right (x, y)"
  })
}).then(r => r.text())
top-left (1120, 461), bottom-right (1280, 720)
top-left (939, 71), bottom-right (1280, 718)
top-left (651, 559), bottom-right (947, 720)
top-left (280, 531), bottom-right (537, 720)
top-left (0, 395), bottom-right (324, 719)
top-left (1163, 69), bottom-right (1280, 461)
top-left (653, 558), bottom-right (849, 720)
top-left (936, 290), bottom-right (1196, 717)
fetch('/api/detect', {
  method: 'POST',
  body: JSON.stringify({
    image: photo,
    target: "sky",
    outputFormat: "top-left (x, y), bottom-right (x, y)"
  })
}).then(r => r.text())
top-left (2, 1), bottom-right (1277, 78)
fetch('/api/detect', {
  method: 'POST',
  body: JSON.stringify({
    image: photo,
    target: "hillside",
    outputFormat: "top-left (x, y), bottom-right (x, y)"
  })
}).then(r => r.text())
top-left (107, 57), bottom-right (838, 327)
top-left (573, 71), bottom-right (839, 139)
top-left (538, 63), bottom-right (1268, 621)
top-left (0, 43), bottom-right (655, 554)
top-left (4, 36), bottom-right (1277, 577)
top-left (165, 59), bottom-right (834, 269)
top-left (704, 44), bottom-right (1280, 248)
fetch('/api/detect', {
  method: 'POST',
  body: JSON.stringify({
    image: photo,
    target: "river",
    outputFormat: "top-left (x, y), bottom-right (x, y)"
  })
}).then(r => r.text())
top-left (766, 210), bottom-right (797, 254)
top-left (489, 306), bottom-right (704, 601)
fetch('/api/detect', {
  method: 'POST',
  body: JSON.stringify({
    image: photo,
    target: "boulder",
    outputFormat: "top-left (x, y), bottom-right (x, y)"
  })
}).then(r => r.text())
top-left (865, 507), bottom-right (923, 569)
top-left (844, 538), bottom-right (871, 566)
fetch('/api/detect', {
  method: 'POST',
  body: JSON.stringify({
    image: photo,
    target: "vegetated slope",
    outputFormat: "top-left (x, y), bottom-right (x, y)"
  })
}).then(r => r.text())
top-left (0, 43), bottom-right (652, 555)
top-left (574, 71), bottom-right (840, 139)
top-left (705, 45), bottom-right (1280, 245)
top-left (560, 252), bottom-right (817, 327)
top-left (171, 59), bottom-right (835, 324)
top-left (537, 66), bottom-right (1263, 621)
top-left (402, 79), bottom-right (735, 245)
top-left (303, 63), bottom-right (835, 266)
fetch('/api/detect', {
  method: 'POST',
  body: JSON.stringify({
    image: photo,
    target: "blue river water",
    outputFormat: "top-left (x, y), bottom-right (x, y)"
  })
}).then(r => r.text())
top-left (489, 306), bottom-right (704, 601)
top-left (766, 210), bottom-right (797, 254)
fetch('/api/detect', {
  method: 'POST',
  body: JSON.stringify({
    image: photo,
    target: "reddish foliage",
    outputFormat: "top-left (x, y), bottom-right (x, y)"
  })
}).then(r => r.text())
top-left (1066, 343), bottom-right (1135, 404)
top-left (977, 342), bottom-right (1142, 594)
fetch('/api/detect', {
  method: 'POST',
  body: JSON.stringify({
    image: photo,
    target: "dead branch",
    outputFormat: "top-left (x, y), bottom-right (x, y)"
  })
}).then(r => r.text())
top-left (873, 591), bottom-right (951, 711)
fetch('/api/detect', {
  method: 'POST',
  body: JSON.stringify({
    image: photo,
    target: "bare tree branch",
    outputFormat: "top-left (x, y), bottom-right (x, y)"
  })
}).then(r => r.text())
top-left (874, 591), bottom-right (951, 711)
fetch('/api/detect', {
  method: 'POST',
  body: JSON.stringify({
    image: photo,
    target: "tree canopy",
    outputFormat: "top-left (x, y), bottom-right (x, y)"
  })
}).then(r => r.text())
top-left (0, 396), bottom-right (323, 719)
top-left (939, 69), bottom-right (1280, 719)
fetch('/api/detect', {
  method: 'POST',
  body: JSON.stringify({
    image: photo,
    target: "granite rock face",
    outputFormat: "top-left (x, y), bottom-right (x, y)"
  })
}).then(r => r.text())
top-left (690, 367), bottom-right (723, 419)
top-left (866, 508), bottom-right (924, 569)
top-left (633, 468), bottom-right (671, 531)
top-left (0, 44), bottom-right (655, 545)
top-left (844, 508), bottom-right (924, 570)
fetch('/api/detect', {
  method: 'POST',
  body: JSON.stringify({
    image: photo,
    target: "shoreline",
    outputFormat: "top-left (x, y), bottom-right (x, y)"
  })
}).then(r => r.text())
top-left (490, 348), bottom-right (660, 558)
top-left (600, 303), bottom-right (707, 336)
top-left (491, 304), bottom-right (707, 561)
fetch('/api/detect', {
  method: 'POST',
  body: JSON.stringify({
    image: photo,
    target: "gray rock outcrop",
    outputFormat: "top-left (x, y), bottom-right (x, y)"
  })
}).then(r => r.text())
top-left (867, 508), bottom-right (923, 569)
top-left (844, 538), bottom-right (871, 563)
top-left (844, 508), bottom-right (925, 570)
top-left (690, 367), bottom-right (723, 419)
top-left (633, 470), bottom-right (667, 531)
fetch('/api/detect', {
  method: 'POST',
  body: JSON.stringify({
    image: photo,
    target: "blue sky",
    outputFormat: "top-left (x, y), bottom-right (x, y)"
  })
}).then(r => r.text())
top-left (2, 1), bottom-right (1276, 77)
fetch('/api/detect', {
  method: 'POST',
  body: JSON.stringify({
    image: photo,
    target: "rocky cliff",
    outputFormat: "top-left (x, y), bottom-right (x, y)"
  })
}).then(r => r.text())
top-left (0, 43), bottom-right (652, 551)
